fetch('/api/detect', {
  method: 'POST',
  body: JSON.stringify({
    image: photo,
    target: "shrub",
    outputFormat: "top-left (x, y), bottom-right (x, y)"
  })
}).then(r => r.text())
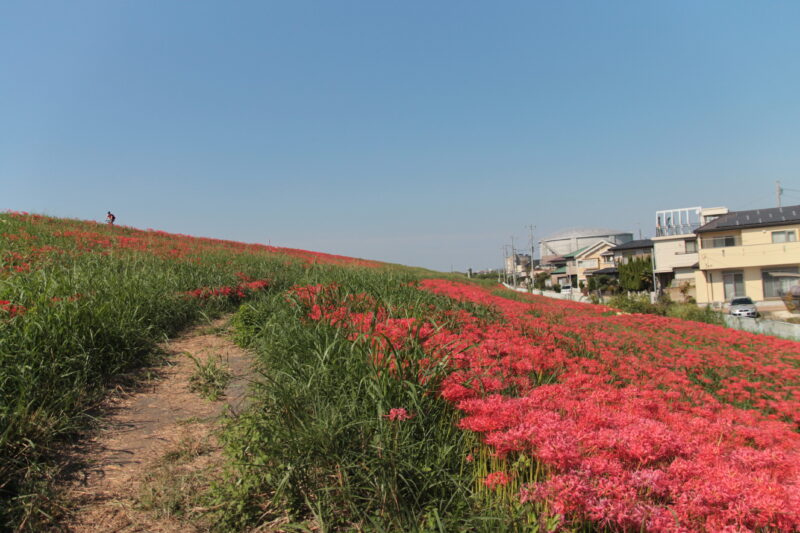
top-left (665, 303), bottom-right (724, 325)
top-left (607, 293), bottom-right (658, 314)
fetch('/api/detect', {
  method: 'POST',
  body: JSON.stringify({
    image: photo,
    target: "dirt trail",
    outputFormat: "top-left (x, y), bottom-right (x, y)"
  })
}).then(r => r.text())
top-left (64, 316), bottom-right (253, 532)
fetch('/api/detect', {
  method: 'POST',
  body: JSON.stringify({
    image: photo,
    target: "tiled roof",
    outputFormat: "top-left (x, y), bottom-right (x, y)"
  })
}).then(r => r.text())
top-left (563, 246), bottom-right (589, 258)
top-left (695, 204), bottom-right (800, 234)
top-left (551, 266), bottom-right (567, 274)
top-left (589, 267), bottom-right (618, 275)
top-left (608, 239), bottom-right (653, 252)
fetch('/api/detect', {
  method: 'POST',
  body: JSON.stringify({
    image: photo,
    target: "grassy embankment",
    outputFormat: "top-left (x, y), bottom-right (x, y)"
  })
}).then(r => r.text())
top-left (2, 212), bottom-right (504, 531)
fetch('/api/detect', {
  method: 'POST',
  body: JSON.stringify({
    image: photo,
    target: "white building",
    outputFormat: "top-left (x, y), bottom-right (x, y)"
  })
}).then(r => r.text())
top-left (539, 227), bottom-right (633, 264)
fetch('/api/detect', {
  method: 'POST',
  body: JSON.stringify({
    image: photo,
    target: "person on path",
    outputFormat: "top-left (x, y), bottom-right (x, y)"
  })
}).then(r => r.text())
top-left (106, 211), bottom-right (116, 226)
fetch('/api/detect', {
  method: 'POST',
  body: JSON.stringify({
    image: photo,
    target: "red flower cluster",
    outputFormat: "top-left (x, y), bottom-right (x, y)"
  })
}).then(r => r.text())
top-left (0, 300), bottom-right (26, 317)
top-left (184, 279), bottom-right (270, 301)
top-left (292, 279), bottom-right (800, 531)
top-left (417, 279), bottom-right (800, 531)
top-left (3, 212), bottom-right (383, 271)
top-left (386, 407), bottom-right (413, 421)
top-left (483, 471), bottom-right (511, 490)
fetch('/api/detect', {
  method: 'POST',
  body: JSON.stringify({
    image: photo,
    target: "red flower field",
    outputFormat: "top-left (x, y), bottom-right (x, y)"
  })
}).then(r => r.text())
top-left (293, 278), bottom-right (800, 532)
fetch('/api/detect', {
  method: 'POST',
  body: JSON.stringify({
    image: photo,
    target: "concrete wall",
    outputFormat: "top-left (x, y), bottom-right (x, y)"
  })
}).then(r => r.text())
top-left (503, 284), bottom-right (591, 303)
top-left (723, 315), bottom-right (800, 341)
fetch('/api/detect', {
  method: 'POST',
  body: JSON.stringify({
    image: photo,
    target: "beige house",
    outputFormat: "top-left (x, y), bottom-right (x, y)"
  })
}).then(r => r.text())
top-left (694, 204), bottom-right (800, 312)
top-left (573, 240), bottom-right (616, 285)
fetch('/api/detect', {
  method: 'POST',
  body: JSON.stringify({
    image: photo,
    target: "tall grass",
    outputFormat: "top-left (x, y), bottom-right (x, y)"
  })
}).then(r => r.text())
top-left (0, 213), bottom-right (303, 529)
top-left (0, 213), bottom-right (539, 530)
top-left (211, 270), bottom-right (534, 531)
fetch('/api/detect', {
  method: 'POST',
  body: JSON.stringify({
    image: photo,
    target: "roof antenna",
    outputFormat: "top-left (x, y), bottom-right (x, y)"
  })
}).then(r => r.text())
top-left (777, 180), bottom-right (782, 208)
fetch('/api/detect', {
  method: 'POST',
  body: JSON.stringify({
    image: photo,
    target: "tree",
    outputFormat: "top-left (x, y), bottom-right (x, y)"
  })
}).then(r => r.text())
top-left (533, 271), bottom-right (550, 290)
top-left (618, 256), bottom-right (653, 292)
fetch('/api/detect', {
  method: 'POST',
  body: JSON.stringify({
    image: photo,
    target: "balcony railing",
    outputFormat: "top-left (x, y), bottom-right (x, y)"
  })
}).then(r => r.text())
top-left (655, 223), bottom-right (701, 237)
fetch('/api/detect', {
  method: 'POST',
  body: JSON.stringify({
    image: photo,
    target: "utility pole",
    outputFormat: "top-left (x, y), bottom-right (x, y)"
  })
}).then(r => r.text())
top-left (510, 236), bottom-right (518, 287)
top-left (777, 180), bottom-right (783, 208)
top-left (502, 245), bottom-right (509, 284)
top-left (526, 224), bottom-right (535, 271)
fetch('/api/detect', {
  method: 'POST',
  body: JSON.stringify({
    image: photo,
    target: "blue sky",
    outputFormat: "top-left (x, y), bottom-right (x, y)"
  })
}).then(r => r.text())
top-left (2, 1), bottom-right (799, 271)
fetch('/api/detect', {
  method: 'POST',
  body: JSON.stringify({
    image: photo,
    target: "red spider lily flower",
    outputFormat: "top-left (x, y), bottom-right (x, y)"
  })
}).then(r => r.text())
top-left (0, 301), bottom-right (26, 317)
top-left (483, 471), bottom-right (511, 490)
top-left (385, 408), bottom-right (413, 421)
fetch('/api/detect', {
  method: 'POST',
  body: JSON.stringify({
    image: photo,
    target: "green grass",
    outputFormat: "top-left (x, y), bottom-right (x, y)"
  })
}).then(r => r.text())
top-left (209, 272), bottom-right (537, 531)
top-left (0, 213), bottom-right (522, 531)
top-left (187, 353), bottom-right (232, 401)
top-left (0, 213), bottom-right (307, 529)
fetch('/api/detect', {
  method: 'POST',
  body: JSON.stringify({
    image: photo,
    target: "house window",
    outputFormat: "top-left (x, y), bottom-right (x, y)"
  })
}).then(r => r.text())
top-left (685, 239), bottom-right (698, 253)
top-left (771, 230), bottom-right (797, 243)
top-left (577, 259), bottom-right (598, 269)
top-left (762, 267), bottom-right (800, 298)
top-left (722, 271), bottom-right (745, 300)
top-left (702, 235), bottom-right (740, 248)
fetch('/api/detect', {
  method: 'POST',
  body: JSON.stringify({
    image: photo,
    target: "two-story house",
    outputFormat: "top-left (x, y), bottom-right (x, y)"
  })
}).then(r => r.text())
top-left (573, 240), bottom-right (616, 286)
top-left (608, 239), bottom-right (654, 265)
top-left (694, 204), bottom-right (800, 311)
top-left (652, 207), bottom-right (710, 301)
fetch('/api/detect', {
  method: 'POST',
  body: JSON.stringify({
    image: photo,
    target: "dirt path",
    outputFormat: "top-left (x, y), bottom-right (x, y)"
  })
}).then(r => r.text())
top-left (64, 316), bottom-right (253, 532)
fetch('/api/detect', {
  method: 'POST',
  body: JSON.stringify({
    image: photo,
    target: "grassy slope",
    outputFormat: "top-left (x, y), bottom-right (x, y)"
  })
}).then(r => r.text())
top-left (0, 213), bottom-right (453, 530)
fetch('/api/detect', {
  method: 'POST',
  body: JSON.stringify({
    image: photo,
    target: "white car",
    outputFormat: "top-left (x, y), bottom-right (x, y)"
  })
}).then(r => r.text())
top-left (728, 297), bottom-right (758, 318)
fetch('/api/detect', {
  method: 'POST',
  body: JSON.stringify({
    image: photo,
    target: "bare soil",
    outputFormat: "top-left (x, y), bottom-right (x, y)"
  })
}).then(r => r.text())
top-left (62, 316), bottom-right (252, 532)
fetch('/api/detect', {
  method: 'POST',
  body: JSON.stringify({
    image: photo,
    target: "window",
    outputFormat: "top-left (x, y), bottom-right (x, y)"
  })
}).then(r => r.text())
top-left (702, 235), bottom-right (740, 248)
top-left (685, 239), bottom-right (698, 253)
top-left (723, 271), bottom-right (745, 300)
top-left (577, 259), bottom-right (598, 269)
top-left (771, 230), bottom-right (797, 243)
top-left (762, 267), bottom-right (800, 298)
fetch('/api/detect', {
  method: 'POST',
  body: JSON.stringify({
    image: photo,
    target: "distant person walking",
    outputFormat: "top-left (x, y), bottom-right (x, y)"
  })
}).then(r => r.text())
top-left (106, 211), bottom-right (116, 226)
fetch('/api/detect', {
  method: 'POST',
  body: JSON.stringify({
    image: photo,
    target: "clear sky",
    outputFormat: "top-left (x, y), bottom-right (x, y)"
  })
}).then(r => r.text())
top-left (2, 1), bottom-right (799, 271)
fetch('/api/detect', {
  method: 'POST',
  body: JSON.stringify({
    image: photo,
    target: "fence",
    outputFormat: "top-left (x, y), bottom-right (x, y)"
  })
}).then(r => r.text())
top-left (502, 283), bottom-right (591, 303)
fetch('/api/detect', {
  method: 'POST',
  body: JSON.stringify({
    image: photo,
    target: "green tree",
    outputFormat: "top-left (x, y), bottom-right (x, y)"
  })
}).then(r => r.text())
top-left (533, 272), bottom-right (549, 290)
top-left (618, 256), bottom-right (653, 292)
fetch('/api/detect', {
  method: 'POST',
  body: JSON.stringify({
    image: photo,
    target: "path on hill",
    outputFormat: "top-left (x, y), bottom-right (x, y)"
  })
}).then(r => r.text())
top-left (64, 316), bottom-right (253, 532)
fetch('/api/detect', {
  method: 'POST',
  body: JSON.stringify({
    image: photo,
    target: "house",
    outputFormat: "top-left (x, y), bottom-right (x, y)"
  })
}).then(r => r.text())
top-left (544, 253), bottom-right (570, 288)
top-left (505, 253), bottom-right (532, 281)
top-left (652, 207), bottom-right (704, 301)
top-left (572, 240), bottom-right (616, 286)
top-left (652, 206), bottom-right (730, 301)
top-left (608, 239), bottom-right (654, 265)
top-left (539, 228), bottom-right (632, 266)
top-left (694, 204), bottom-right (800, 312)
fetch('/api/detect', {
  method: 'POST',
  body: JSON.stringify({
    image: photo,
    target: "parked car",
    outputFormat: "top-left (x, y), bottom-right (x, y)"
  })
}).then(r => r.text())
top-left (728, 297), bottom-right (758, 318)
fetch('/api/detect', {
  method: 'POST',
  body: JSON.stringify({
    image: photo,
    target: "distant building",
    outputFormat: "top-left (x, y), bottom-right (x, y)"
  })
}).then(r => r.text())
top-left (505, 253), bottom-right (531, 279)
top-left (539, 228), bottom-right (633, 267)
